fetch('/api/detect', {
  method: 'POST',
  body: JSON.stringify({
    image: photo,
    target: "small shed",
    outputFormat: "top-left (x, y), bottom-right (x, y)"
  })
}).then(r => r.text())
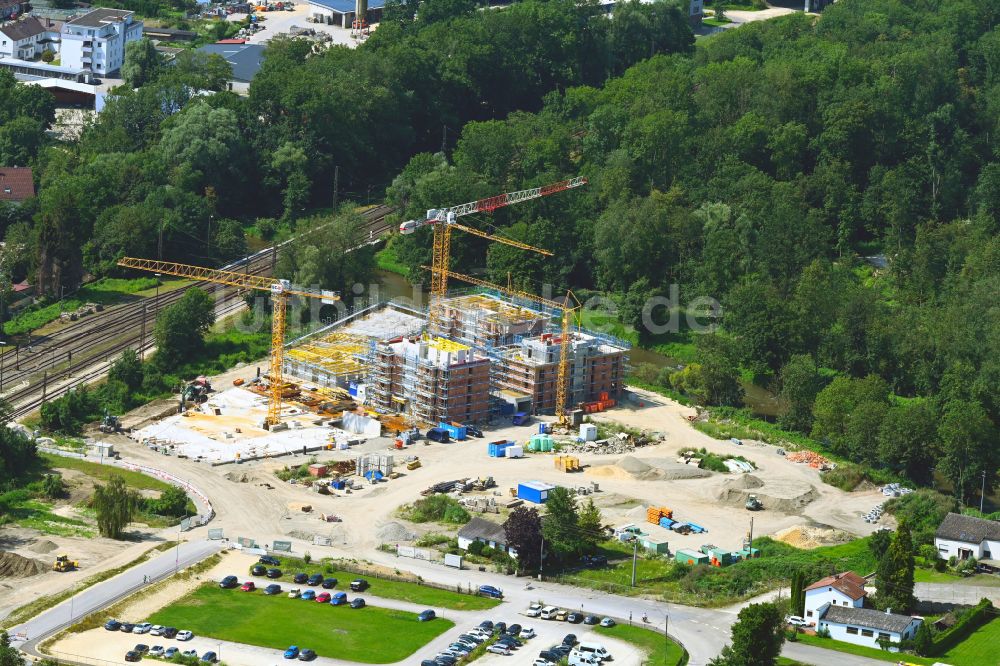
top-left (639, 534), bottom-right (670, 554)
top-left (517, 481), bottom-right (556, 504)
top-left (580, 423), bottom-right (597, 441)
top-left (308, 463), bottom-right (328, 477)
top-left (675, 549), bottom-right (709, 565)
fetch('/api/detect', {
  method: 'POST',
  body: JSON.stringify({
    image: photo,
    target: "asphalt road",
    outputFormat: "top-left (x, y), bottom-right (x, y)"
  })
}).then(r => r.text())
top-left (9, 540), bottom-right (222, 655)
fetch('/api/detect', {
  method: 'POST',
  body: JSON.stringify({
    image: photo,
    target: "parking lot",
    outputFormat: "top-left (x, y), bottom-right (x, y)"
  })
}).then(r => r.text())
top-left (227, 3), bottom-right (362, 47)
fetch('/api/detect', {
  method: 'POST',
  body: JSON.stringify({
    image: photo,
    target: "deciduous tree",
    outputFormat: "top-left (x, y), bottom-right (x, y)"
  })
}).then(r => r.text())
top-left (503, 506), bottom-right (543, 572)
top-left (93, 474), bottom-right (141, 539)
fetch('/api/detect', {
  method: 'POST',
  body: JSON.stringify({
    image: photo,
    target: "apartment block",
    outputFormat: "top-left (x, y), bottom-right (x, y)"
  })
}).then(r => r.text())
top-left (61, 8), bottom-right (142, 75)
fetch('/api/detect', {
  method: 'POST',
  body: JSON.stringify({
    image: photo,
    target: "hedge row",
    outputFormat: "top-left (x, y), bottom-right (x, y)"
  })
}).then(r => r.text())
top-left (933, 598), bottom-right (995, 655)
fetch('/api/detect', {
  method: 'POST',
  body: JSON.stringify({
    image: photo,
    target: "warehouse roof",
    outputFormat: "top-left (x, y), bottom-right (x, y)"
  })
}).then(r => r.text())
top-left (0, 167), bottom-right (35, 201)
top-left (195, 42), bottom-right (266, 83)
top-left (308, 0), bottom-right (385, 13)
top-left (458, 517), bottom-right (507, 545)
top-left (821, 606), bottom-right (918, 634)
top-left (936, 513), bottom-right (1000, 544)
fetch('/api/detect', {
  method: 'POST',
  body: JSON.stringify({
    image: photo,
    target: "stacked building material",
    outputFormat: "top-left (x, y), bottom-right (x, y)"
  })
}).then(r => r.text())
top-left (647, 506), bottom-right (673, 525)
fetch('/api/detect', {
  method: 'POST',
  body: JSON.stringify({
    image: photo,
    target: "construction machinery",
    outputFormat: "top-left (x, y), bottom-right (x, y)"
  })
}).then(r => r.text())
top-left (117, 258), bottom-right (340, 426)
top-left (99, 409), bottom-right (122, 433)
top-left (745, 494), bottom-right (763, 511)
top-left (399, 176), bottom-right (586, 336)
top-left (425, 267), bottom-right (580, 427)
top-left (53, 554), bottom-right (78, 572)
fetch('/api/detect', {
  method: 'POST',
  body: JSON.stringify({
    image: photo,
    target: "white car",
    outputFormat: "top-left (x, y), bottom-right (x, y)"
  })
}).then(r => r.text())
top-left (599, 617), bottom-right (615, 628)
top-left (469, 630), bottom-right (491, 641)
top-left (487, 645), bottom-right (513, 656)
top-left (148, 646), bottom-right (164, 657)
top-left (132, 623), bottom-right (152, 634)
top-left (176, 630), bottom-right (194, 641)
top-left (525, 604), bottom-right (542, 617)
top-left (520, 627), bottom-right (536, 639)
top-left (149, 625), bottom-right (164, 636)
top-left (786, 616), bottom-right (808, 628)
top-left (533, 660), bottom-right (555, 666)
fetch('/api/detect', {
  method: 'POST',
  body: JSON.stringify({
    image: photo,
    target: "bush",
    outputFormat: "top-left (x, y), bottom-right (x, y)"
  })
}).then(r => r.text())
top-left (145, 485), bottom-right (189, 517)
top-left (886, 489), bottom-right (959, 545)
top-left (467, 540), bottom-right (485, 556)
top-left (820, 463), bottom-right (869, 491)
top-left (932, 598), bottom-right (994, 654)
top-left (399, 495), bottom-right (471, 524)
top-left (816, 625), bottom-right (831, 638)
top-left (303, 551), bottom-right (312, 564)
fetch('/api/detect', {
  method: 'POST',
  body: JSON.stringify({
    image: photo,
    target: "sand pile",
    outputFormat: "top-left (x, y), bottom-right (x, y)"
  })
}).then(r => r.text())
top-left (587, 456), bottom-right (711, 482)
top-left (0, 552), bottom-right (48, 578)
top-left (376, 522), bottom-right (416, 542)
top-left (716, 476), bottom-right (818, 512)
top-left (224, 471), bottom-right (258, 483)
top-left (28, 539), bottom-right (59, 554)
top-left (774, 525), bottom-right (854, 549)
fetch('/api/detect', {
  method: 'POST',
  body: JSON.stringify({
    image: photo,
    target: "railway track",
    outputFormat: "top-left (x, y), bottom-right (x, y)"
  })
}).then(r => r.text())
top-left (6, 204), bottom-right (395, 420)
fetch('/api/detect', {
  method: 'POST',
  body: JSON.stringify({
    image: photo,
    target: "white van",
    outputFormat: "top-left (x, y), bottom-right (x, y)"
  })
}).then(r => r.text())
top-left (577, 643), bottom-right (611, 661)
top-left (540, 606), bottom-right (561, 620)
top-left (568, 650), bottom-right (601, 666)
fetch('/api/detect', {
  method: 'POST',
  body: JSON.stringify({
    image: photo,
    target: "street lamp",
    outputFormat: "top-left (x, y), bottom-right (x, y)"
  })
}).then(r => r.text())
top-left (155, 274), bottom-right (161, 315)
top-left (664, 614), bottom-right (669, 663)
top-left (981, 471), bottom-right (987, 514)
top-left (0, 341), bottom-right (7, 392)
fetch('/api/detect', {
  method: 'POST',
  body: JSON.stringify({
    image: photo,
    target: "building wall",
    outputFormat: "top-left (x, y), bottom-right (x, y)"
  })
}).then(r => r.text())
top-left (804, 588), bottom-right (861, 622)
top-left (61, 15), bottom-right (142, 75)
top-left (935, 537), bottom-right (984, 560)
top-left (500, 343), bottom-right (625, 415)
top-left (818, 620), bottom-right (918, 653)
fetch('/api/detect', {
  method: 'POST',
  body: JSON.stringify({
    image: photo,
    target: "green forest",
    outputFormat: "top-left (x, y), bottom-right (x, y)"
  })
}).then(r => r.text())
top-left (1, 0), bottom-right (997, 501)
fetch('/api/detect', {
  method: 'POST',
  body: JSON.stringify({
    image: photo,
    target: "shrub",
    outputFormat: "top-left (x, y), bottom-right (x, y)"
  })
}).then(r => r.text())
top-left (467, 540), bottom-right (485, 556)
top-left (886, 490), bottom-right (959, 545)
top-left (399, 495), bottom-right (471, 524)
top-left (816, 625), bottom-right (831, 638)
top-left (303, 551), bottom-right (312, 564)
top-left (932, 599), bottom-right (994, 654)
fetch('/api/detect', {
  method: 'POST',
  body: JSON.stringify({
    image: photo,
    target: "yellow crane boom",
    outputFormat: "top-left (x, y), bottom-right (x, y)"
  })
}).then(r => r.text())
top-left (423, 266), bottom-right (579, 426)
top-left (117, 257), bottom-right (340, 426)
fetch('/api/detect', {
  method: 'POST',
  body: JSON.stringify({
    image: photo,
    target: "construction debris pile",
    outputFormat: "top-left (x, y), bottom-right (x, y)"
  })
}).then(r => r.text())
top-left (59, 302), bottom-right (103, 322)
top-left (786, 451), bottom-right (833, 469)
top-left (560, 431), bottom-right (662, 455)
top-left (420, 476), bottom-right (496, 496)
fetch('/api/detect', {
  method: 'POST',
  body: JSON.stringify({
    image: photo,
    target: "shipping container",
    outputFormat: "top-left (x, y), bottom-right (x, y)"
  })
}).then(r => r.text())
top-left (488, 440), bottom-right (513, 457)
top-left (517, 481), bottom-right (555, 504)
top-left (438, 422), bottom-right (468, 441)
top-left (674, 549), bottom-right (709, 565)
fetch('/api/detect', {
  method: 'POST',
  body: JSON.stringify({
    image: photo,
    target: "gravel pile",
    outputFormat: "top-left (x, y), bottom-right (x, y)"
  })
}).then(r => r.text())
top-left (0, 552), bottom-right (48, 578)
top-left (376, 521), bottom-right (416, 542)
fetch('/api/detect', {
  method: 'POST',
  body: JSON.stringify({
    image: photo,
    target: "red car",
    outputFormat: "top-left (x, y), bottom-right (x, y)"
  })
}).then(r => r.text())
top-left (241, 581), bottom-right (256, 592)
top-left (315, 592), bottom-right (331, 603)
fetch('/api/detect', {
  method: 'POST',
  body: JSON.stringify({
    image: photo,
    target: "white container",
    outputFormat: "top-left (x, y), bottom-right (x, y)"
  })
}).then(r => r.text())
top-left (580, 423), bottom-right (597, 442)
top-left (506, 446), bottom-right (524, 458)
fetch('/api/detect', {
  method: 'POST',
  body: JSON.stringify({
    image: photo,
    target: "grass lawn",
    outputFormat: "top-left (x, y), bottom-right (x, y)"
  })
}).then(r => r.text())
top-left (148, 584), bottom-right (453, 663)
top-left (594, 624), bottom-right (686, 665)
top-left (41, 453), bottom-right (175, 493)
top-left (777, 659), bottom-right (809, 666)
top-left (795, 633), bottom-right (935, 665)
top-left (375, 244), bottom-right (409, 276)
top-left (937, 616), bottom-right (1000, 665)
top-left (703, 17), bottom-right (733, 26)
top-left (914, 568), bottom-right (963, 583)
top-left (258, 556), bottom-right (501, 611)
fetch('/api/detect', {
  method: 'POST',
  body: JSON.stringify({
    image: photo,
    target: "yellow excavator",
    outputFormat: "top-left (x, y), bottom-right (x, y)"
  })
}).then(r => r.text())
top-left (53, 554), bottom-right (78, 572)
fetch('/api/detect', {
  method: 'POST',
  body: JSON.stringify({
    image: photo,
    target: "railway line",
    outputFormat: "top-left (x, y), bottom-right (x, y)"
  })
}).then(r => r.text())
top-left (5, 204), bottom-right (395, 420)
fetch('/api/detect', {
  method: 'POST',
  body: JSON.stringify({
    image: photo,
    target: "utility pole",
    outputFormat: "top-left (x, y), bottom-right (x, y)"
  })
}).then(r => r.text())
top-left (981, 471), bottom-right (987, 514)
top-left (332, 165), bottom-right (340, 211)
top-left (664, 614), bottom-right (669, 661)
top-left (140, 304), bottom-right (147, 360)
top-left (538, 535), bottom-right (544, 581)
top-left (41, 370), bottom-right (47, 403)
top-left (631, 537), bottom-right (638, 587)
top-left (158, 222), bottom-right (164, 260)
top-left (441, 125), bottom-right (447, 154)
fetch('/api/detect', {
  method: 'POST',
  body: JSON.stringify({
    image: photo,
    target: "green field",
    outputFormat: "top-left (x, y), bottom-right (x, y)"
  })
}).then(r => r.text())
top-left (795, 633), bottom-right (935, 665)
top-left (149, 584), bottom-right (453, 663)
top-left (594, 624), bottom-right (686, 665)
top-left (937, 616), bottom-right (1000, 665)
top-left (41, 454), bottom-right (175, 493)
top-left (255, 556), bottom-right (500, 611)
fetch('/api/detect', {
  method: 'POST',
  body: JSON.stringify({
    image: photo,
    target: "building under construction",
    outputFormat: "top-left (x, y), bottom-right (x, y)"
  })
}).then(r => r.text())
top-left (283, 292), bottom-right (629, 425)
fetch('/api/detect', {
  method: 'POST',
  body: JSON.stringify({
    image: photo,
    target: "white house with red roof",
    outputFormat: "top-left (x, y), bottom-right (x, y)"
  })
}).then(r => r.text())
top-left (803, 571), bottom-right (868, 623)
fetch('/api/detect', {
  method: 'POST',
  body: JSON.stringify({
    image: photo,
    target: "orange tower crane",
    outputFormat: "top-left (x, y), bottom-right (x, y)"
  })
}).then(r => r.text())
top-left (117, 257), bottom-right (340, 427)
top-left (398, 176), bottom-right (586, 335)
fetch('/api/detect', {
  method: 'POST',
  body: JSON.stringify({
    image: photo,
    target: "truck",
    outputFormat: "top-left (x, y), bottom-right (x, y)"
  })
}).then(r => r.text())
top-left (745, 494), bottom-right (763, 511)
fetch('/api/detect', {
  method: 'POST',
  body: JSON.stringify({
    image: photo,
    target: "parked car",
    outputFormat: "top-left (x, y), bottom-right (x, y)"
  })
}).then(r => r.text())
top-left (266, 568), bottom-right (282, 579)
top-left (786, 616), bottom-right (808, 628)
top-left (120, 623), bottom-right (136, 633)
top-left (321, 578), bottom-right (338, 589)
top-left (496, 637), bottom-right (519, 647)
top-left (507, 623), bottom-right (522, 636)
top-left (479, 584), bottom-right (503, 599)
top-left (467, 425), bottom-right (484, 438)
top-left (182, 650), bottom-right (197, 658)
top-left (350, 598), bottom-right (366, 609)
top-left (124, 651), bottom-right (141, 662)
top-left (301, 590), bottom-right (316, 601)
top-left (555, 610), bottom-right (568, 621)
top-left (104, 620), bottom-right (121, 631)
top-left (599, 618), bottom-right (615, 628)
top-left (350, 579), bottom-right (368, 591)
top-left (260, 555), bottom-right (281, 566)
top-left (241, 581), bottom-right (256, 592)
top-left (133, 645), bottom-right (149, 654)
top-left (265, 584), bottom-right (282, 595)
top-left (316, 592), bottom-right (331, 603)
top-left (149, 646), bottom-right (164, 657)
top-left (495, 622), bottom-right (507, 634)
top-left (201, 652), bottom-right (217, 663)
top-left (284, 646), bottom-right (300, 659)
top-left (288, 588), bottom-right (301, 598)
top-left (307, 574), bottom-right (324, 586)
top-left (293, 573), bottom-right (308, 584)
top-left (538, 651), bottom-right (560, 663)
top-left (251, 564), bottom-right (267, 576)
top-left (418, 610), bottom-right (436, 622)
top-left (533, 660), bottom-right (555, 666)
top-left (479, 620), bottom-right (494, 631)
top-left (563, 634), bottom-right (578, 646)
top-left (434, 655), bottom-right (456, 665)
top-left (150, 625), bottom-right (165, 636)
top-left (164, 647), bottom-right (179, 659)
top-left (521, 627), bottom-right (536, 639)
top-left (487, 645), bottom-right (512, 656)
top-left (176, 630), bottom-right (194, 641)
top-left (133, 623), bottom-right (152, 634)
top-left (525, 604), bottom-right (542, 617)
top-left (297, 649), bottom-right (316, 661)
top-left (330, 591), bottom-right (348, 606)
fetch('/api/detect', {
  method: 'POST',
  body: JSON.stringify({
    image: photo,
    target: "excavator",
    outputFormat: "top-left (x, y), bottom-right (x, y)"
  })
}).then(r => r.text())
top-left (53, 554), bottom-right (79, 572)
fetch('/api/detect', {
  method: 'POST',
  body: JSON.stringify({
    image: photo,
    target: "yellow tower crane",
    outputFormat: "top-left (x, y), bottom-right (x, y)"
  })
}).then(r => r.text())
top-left (423, 267), bottom-right (581, 427)
top-left (116, 257), bottom-right (340, 427)
top-left (398, 177), bottom-right (586, 334)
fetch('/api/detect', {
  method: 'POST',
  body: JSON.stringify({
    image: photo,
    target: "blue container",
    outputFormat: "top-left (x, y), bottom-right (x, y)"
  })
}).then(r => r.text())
top-left (488, 440), bottom-right (513, 457)
top-left (439, 422), bottom-right (468, 441)
top-left (331, 480), bottom-right (346, 490)
top-left (658, 517), bottom-right (675, 528)
top-left (517, 481), bottom-right (554, 504)
top-left (687, 522), bottom-right (706, 534)
top-left (364, 470), bottom-right (383, 482)
top-left (538, 423), bottom-right (550, 434)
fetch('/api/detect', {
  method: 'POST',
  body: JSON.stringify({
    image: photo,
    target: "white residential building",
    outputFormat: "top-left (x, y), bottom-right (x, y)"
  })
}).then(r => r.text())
top-left (934, 512), bottom-right (1000, 562)
top-left (803, 571), bottom-right (867, 624)
top-left (817, 605), bottom-right (922, 653)
top-left (60, 8), bottom-right (142, 76)
top-left (456, 517), bottom-right (518, 559)
top-left (0, 17), bottom-right (58, 60)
